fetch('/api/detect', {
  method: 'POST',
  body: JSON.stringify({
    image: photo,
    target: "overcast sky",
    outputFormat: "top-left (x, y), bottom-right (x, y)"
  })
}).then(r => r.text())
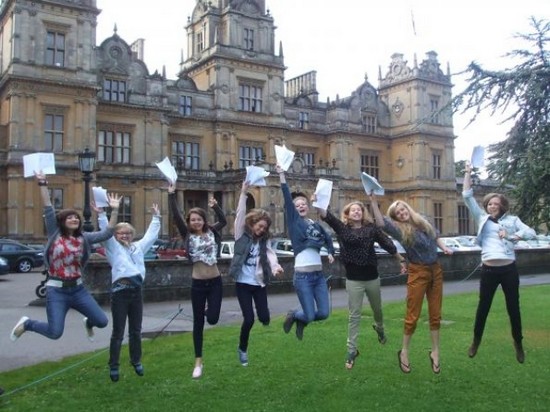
top-left (96, 0), bottom-right (548, 162)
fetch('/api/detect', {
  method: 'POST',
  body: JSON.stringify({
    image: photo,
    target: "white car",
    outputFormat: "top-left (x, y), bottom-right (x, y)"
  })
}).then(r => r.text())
top-left (439, 236), bottom-right (481, 251)
top-left (220, 241), bottom-right (235, 259)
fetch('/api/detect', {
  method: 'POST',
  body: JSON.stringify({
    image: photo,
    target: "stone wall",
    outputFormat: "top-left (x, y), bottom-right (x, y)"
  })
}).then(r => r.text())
top-left (83, 249), bottom-right (550, 305)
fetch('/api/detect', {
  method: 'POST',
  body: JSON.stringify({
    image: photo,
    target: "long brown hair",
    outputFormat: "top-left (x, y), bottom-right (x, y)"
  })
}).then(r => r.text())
top-left (387, 200), bottom-right (435, 246)
top-left (245, 209), bottom-right (272, 240)
top-left (56, 209), bottom-right (83, 237)
top-left (185, 207), bottom-right (209, 234)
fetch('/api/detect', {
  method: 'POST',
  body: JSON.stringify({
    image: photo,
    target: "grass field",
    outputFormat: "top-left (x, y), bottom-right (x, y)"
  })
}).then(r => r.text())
top-left (1, 285), bottom-right (548, 412)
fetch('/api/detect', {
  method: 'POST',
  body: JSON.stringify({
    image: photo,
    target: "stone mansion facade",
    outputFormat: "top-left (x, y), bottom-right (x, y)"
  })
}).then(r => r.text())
top-left (0, 0), bottom-right (475, 242)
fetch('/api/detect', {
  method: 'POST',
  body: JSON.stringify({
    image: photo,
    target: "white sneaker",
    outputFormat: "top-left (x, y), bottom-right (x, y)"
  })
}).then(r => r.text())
top-left (10, 316), bottom-right (29, 342)
top-left (82, 317), bottom-right (94, 342)
top-left (192, 364), bottom-right (203, 379)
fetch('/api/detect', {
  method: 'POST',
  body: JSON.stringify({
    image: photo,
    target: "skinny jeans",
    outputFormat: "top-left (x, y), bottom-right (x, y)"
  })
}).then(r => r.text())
top-left (191, 276), bottom-right (223, 358)
top-left (109, 286), bottom-right (143, 368)
top-left (236, 282), bottom-right (270, 352)
top-left (473, 262), bottom-right (522, 343)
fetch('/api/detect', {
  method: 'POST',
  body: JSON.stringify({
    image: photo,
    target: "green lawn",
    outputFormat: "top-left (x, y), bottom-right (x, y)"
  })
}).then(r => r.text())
top-left (1, 285), bottom-right (548, 412)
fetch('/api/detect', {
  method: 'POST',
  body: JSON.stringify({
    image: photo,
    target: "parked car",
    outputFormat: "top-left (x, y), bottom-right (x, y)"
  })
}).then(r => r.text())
top-left (374, 237), bottom-right (406, 255)
top-left (0, 256), bottom-right (9, 275)
top-left (270, 238), bottom-right (294, 257)
top-left (0, 239), bottom-right (45, 273)
top-left (439, 236), bottom-right (481, 251)
top-left (156, 238), bottom-right (187, 260)
top-left (271, 238), bottom-right (340, 257)
top-left (220, 241), bottom-right (235, 259)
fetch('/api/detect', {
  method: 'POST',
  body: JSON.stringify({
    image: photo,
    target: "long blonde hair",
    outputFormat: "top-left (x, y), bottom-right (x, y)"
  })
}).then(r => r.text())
top-left (341, 201), bottom-right (373, 226)
top-left (387, 200), bottom-right (435, 246)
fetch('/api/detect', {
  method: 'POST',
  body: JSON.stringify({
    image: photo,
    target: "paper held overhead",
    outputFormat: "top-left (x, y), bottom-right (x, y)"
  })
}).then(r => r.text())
top-left (155, 157), bottom-right (178, 184)
top-left (92, 187), bottom-right (109, 208)
top-left (274, 144), bottom-right (295, 171)
top-left (470, 146), bottom-right (485, 168)
top-left (23, 153), bottom-right (56, 178)
top-left (361, 172), bottom-right (385, 196)
top-left (312, 178), bottom-right (333, 211)
top-left (245, 165), bottom-right (270, 186)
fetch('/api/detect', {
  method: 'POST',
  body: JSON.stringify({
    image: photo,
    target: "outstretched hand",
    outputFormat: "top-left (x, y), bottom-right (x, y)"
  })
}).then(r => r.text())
top-left (108, 193), bottom-right (122, 209)
top-left (241, 180), bottom-right (250, 193)
top-left (208, 197), bottom-right (218, 208)
top-left (151, 203), bottom-right (160, 216)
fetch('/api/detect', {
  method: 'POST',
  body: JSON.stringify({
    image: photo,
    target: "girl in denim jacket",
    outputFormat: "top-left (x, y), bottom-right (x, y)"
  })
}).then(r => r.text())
top-left (463, 162), bottom-right (535, 363)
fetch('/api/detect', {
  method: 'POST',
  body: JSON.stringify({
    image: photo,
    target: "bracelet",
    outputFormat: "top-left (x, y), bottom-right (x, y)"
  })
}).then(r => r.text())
top-left (38, 180), bottom-right (48, 186)
top-left (399, 259), bottom-right (406, 263)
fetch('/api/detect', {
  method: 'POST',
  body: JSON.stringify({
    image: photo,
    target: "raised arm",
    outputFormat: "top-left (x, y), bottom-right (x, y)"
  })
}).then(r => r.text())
top-left (463, 161), bottom-right (472, 192)
top-left (35, 171), bottom-right (52, 207)
top-left (369, 192), bottom-right (385, 228)
top-left (234, 180), bottom-right (249, 240)
top-left (107, 193), bottom-right (121, 228)
top-left (276, 164), bottom-right (286, 184)
top-left (167, 182), bottom-right (188, 238)
top-left (209, 197), bottom-right (227, 231)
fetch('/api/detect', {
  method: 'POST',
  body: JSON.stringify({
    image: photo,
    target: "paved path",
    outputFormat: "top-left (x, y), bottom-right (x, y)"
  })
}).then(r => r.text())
top-left (1, 270), bottom-right (549, 372)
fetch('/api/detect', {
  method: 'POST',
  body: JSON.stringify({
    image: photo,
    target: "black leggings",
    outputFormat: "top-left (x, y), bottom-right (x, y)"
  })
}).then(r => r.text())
top-left (236, 282), bottom-right (270, 352)
top-left (473, 262), bottom-right (523, 343)
top-left (191, 277), bottom-right (223, 358)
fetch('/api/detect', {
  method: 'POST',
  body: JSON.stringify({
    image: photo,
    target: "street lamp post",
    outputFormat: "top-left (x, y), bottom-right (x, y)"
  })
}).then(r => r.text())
top-left (78, 148), bottom-right (96, 232)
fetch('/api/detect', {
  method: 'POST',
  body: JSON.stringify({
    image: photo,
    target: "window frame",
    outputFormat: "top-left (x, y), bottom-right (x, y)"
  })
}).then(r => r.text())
top-left (238, 82), bottom-right (263, 113)
top-left (432, 151), bottom-right (442, 180)
top-left (172, 140), bottom-right (200, 171)
top-left (433, 202), bottom-right (443, 234)
top-left (239, 144), bottom-right (264, 169)
top-left (43, 110), bottom-right (65, 152)
top-left (45, 30), bottom-right (65, 67)
top-left (103, 78), bottom-right (127, 103)
top-left (178, 95), bottom-right (193, 116)
top-left (360, 151), bottom-right (380, 179)
top-left (97, 125), bottom-right (132, 164)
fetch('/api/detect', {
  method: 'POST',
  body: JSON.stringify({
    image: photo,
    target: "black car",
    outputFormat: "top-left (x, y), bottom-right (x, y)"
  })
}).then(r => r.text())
top-left (0, 256), bottom-right (9, 275)
top-left (0, 239), bottom-right (44, 273)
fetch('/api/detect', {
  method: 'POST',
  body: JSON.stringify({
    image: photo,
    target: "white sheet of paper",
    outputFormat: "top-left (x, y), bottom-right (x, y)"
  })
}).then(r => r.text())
top-left (92, 187), bottom-right (109, 208)
top-left (361, 172), bottom-right (385, 196)
top-left (23, 153), bottom-right (56, 178)
top-left (312, 178), bottom-right (333, 211)
top-left (155, 157), bottom-right (178, 184)
top-left (274, 144), bottom-right (295, 171)
top-left (245, 165), bottom-right (270, 186)
top-left (471, 146), bottom-right (485, 168)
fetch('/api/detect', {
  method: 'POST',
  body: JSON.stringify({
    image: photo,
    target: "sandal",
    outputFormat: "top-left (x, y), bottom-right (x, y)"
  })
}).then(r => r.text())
top-left (397, 350), bottom-right (411, 374)
top-left (345, 350), bottom-right (359, 369)
top-left (429, 351), bottom-right (441, 374)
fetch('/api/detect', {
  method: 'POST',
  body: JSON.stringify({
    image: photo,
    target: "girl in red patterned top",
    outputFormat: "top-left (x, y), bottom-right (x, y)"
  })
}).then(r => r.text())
top-left (10, 172), bottom-right (121, 343)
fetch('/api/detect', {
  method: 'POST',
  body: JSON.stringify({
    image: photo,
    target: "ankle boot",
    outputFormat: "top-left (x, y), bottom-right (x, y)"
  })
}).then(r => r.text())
top-left (468, 338), bottom-right (481, 358)
top-left (513, 341), bottom-right (525, 364)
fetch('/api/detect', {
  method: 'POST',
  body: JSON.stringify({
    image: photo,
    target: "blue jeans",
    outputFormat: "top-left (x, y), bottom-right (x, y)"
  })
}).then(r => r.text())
top-left (109, 287), bottom-right (143, 368)
top-left (293, 271), bottom-right (330, 324)
top-left (26, 285), bottom-right (108, 339)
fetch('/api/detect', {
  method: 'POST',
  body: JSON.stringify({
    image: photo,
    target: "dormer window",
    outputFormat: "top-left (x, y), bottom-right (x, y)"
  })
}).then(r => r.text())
top-left (103, 79), bottom-right (126, 102)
